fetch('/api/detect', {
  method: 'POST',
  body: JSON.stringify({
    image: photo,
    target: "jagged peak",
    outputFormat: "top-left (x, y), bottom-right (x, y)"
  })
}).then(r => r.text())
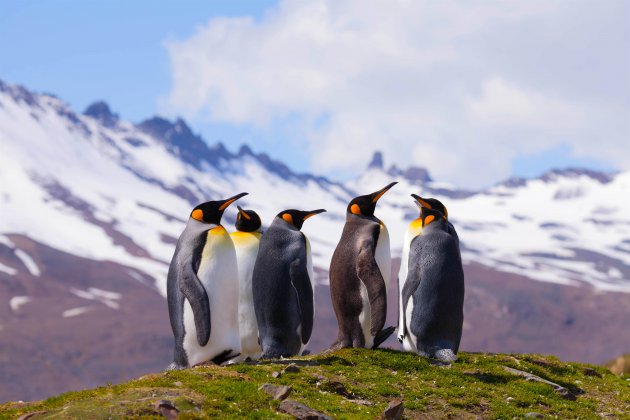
top-left (367, 151), bottom-right (384, 170)
top-left (365, 151), bottom-right (433, 185)
top-left (540, 167), bottom-right (613, 184)
top-left (497, 167), bottom-right (613, 189)
top-left (83, 101), bottom-right (119, 127)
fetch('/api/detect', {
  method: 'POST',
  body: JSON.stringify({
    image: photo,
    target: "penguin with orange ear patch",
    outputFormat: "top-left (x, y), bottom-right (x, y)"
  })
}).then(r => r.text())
top-left (167, 192), bottom-right (247, 369)
top-left (329, 182), bottom-right (397, 350)
top-left (397, 194), bottom-right (459, 342)
top-left (400, 202), bottom-right (464, 362)
top-left (253, 208), bottom-right (326, 358)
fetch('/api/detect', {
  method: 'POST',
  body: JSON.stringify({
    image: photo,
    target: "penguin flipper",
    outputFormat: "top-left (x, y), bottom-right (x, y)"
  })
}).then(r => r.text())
top-left (356, 246), bottom-right (387, 336)
top-left (179, 263), bottom-right (211, 346)
top-left (290, 258), bottom-right (314, 344)
top-left (400, 255), bottom-right (422, 341)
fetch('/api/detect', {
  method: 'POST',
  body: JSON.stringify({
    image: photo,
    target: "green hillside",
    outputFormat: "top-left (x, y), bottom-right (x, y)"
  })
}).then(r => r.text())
top-left (2, 349), bottom-right (628, 419)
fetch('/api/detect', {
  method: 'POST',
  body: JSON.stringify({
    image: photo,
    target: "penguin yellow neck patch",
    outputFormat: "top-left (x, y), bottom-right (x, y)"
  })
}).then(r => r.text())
top-left (210, 225), bottom-right (227, 235)
top-left (423, 215), bottom-right (435, 227)
top-left (350, 204), bottom-right (361, 215)
top-left (282, 213), bottom-right (294, 225)
top-left (191, 209), bottom-right (204, 221)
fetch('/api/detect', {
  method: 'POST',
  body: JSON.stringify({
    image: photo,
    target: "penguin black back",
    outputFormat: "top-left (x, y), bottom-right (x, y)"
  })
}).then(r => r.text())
top-left (401, 206), bottom-right (464, 361)
top-left (253, 209), bottom-right (325, 358)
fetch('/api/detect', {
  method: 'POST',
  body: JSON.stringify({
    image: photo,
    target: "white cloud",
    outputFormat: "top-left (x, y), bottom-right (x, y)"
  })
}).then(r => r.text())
top-left (466, 77), bottom-right (585, 129)
top-left (163, 0), bottom-right (629, 188)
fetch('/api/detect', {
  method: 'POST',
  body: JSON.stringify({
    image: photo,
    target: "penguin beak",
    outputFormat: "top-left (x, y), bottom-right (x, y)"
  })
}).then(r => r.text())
top-left (236, 205), bottom-right (251, 220)
top-left (303, 209), bottom-right (327, 220)
top-left (371, 182), bottom-right (398, 203)
top-left (219, 192), bottom-right (248, 211)
top-left (411, 194), bottom-right (431, 209)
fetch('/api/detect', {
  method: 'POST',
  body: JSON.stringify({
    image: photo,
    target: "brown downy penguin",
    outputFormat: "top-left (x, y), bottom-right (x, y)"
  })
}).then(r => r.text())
top-left (329, 182), bottom-right (397, 350)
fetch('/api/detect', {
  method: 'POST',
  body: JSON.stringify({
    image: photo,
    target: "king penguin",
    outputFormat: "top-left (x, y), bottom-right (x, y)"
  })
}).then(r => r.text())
top-left (230, 206), bottom-right (263, 360)
top-left (167, 192), bottom-right (247, 369)
top-left (400, 201), bottom-right (464, 362)
top-left (253, 208), bottom-right (326, 358)
top-left (329, 182), bottom-right (397, 350)
top-left (397, 194), bottom-right (459, 342)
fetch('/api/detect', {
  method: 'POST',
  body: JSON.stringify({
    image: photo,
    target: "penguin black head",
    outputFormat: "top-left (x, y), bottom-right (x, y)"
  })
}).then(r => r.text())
top-left (420, 206), bottom-right (447, 228)
top-left (347, 182), bottom-right (397, 217)
top-left (190, 192), bottom-right (248, 225)
top-left (411, 194), bottom-right (449, 218)
top-left (277, 209), bottom-right (327, 230)
top-left (235, 206), bottom-right (262, 232)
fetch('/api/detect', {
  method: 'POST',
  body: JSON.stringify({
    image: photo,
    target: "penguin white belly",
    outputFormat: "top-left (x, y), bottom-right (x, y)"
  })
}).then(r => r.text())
top-left (231, 231), bottom-right (262, 360)
top-left (358, 282), bottom-right (373, 348)
top-left (403, 298), bottom-right (418, 353)
top-left (182, 227), bottom-right (240, 366)
top-left (299, 237), bottom-right (315, 355)
top-left (358, 223), bottom-right (390, 347)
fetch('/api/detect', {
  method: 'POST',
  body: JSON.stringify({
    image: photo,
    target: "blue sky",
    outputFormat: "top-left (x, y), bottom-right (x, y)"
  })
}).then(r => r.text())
top-left (1, 0), bottom-right (627, 187)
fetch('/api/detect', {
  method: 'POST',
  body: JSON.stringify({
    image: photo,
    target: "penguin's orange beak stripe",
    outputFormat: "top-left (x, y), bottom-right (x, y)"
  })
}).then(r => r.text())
top-left (417, 198), bottom-right (432, 209)
top-left (371, 182), bottom-right (398, 203)
top-left (303, 209), bottom-right (326, 220)
top-left (239, 209), bottom-right (251, 220)
top-left (219, 198), bottom-right (238, 211)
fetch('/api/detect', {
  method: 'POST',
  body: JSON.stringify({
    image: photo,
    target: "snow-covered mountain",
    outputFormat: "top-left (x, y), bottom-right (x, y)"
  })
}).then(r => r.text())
top-left (1, 79), bottom-right (629, 402)
top-left (1, 78), bottom-right (629, 295)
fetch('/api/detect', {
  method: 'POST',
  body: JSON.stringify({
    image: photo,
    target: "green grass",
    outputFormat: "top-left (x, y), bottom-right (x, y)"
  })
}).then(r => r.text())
top-left (2, 349), bottom-right (629, 419)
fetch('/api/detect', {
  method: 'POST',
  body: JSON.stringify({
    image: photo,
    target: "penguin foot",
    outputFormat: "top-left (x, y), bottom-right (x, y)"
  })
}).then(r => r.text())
top-left (434, 349), bottom-right (458, 363)
top-left (328, 339), bottom-right (352, 351)
top-left (166, 362), bottom-right (187, 371)
top-left (372, 326), bottom-right (396, 349)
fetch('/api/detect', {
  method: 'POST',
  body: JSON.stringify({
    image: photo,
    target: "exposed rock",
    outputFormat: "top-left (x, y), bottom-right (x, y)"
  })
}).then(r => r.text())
top-left (259, 383), bottom-right (292, 401)
top-left (154, 400), bottom-right (179, 419)
top-left (381, 398), bottom-right (404, 420)
top-left (278, 399), bottom-right (333, 420)
top-left (271, 371), bottom-right (282, 378)
top-left (524, 413), bottom-right (543, 418)
top-left (283, 363), bottom-right (301, 374)
top-left (503, 366), bottom-right (577, 400)
top-left (83, 101), bottom-right (119, 127)
top-left (582, 367), bottom-right (602, 378)
top-left (17, 412), bottom-right (48, 420)
top-left (368, 151), bottom-right (384, 170)
top-left (315, 376), bottom-right (353, 398)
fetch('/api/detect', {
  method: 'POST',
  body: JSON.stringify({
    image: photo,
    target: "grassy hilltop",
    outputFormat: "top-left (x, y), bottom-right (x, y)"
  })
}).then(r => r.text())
top-left (1, 349), bottom-right (628, 419)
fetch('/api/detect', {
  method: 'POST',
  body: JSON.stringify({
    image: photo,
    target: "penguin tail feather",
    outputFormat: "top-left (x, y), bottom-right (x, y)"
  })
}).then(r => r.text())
top-left (212, 349), bottom-right (239, 366)
top-left (434, 349), bottom-right (458, 363)
top-left (372, 326), bottom-right (396, 349)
